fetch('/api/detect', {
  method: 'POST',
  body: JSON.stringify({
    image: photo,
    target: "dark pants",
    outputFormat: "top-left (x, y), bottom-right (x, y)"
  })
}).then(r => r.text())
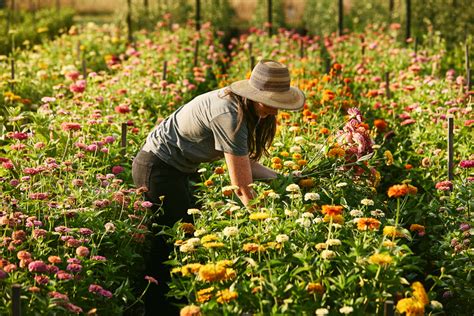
top-left (132, 150), bottom-right (195, 316)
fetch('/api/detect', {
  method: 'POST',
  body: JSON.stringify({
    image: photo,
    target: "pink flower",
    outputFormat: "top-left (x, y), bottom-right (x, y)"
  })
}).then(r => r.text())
top-left (2, 161), bottom-right (14, 169)
top-left (103, 136), bottom-right (116, 144)
top-left (0, 269), bottom-right (8, 279)
top-left (61, 122), bottom-right (82, 131)
top-left (56, 271), bottom-right (73, 281)
top-left (91, 255), bottom-right (107, 261)
top-left (435, 180), bottom-right (453, 191)
top-left (64, 303), bottom-right (83, 314)
top-left (65, 71), bottom-right (81, 81)
top-left (141, 201), bottom-right (153, 208)
top-left (49, 291), bottom-right (69, 302)
top-left (114, 104), bottom-right (131, 114)
top-left (75, 246), bottom-right (90, 257)
top-left (28, 260), bottom-right (48, 273)
top-left (111, 165), bottom-right (124, 174)
top-left (69, 80), bottom-right (86, 93)
top-left (145, 275), bottom-right (158, 285)
top-left (79, 228), bottom-right (93, 236)
top-left (89, 284), bottom-right (113, 298)
top-left (400, 119), bottom-right (416, 126)
top-left (34, 275), bottom-right (49, 285)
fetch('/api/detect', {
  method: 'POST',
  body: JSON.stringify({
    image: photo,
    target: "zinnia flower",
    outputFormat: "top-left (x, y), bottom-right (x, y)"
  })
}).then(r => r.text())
top-left (249, 212), bottom-right (270, 221)
top-left (306, 282), bottom-right (325, 294)
top-left (357, 218), bottom-right (381, 231)
top-left (435, 180), bottom-right (452, 191)
top-left (198, 263), bottom-right (226, 282)
top-left (459, 160), bottom-right (474, 168)
top-left (387, 183), bottom-right (417, 198)
top-left (368, 253), bottom-right (393, 266)
top-left (216, 289), bottom-right (238, 304)
top-left (180, 304), bottom-right (202, 316)
top-left (321, 205), bottom-right (344, 216)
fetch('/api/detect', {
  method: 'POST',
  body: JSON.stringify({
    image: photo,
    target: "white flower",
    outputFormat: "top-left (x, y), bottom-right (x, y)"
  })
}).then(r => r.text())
top-left (371, 144), bottom-right (381, 149)
top-left (349, 209), bottom-right (363, 217)
top-left (186, 238), bottom-right (201, 246)
top-left (294, 136), bottom-right (305, 144)
top-left (284, 209), bottom-right (298, 217)
top-left (286, 193), bottom-right (302, 199)
top-left (304, 192), bottom-right (320, 201)
top-left (104, 222), bottom-right (115, 232)
top-left (315, 308), bottom-right (329, 315)
top-left (320, 250), bottom-right (335, 260)
top-left (197, 168), bottom-right (207, 173)
top-left (326, 238), bottom-right (341, 246)
top-left (274, 142), bottom-right (284, 147)
top-left (336, 182), bottom-right (348, 187)
top-left (370, 209), bottom-right (385, 218)
top-left (289, 146), bottom-right (301, 153)
top-left (313, 217), bottom-right (323, 224)
top-left (339, 306), bottom-right (354, 314)
top-left (229, 205), bottom-right (241, 212)
top-left (285, 184), bottom-right (300, 192)
top-left (276, 234), bottom-right (289, 243)
top-left (187, 208), bottom-right (201, 215)
top-left (296, 218), bottom-right (312, 228)
top-left (223, 226), bottom-right (239, 237)
top-left (360, 198), bottom-right (374, 206)
top-left (315, 242), bottom-right (328, 250)
top-left (301, 212), bottom-right (314, 218)
top-left (194, 228), bottom-right (207, 237)
top-left (268, 192), bottom-right (280, 199)
top-left (284, 160), bottom-right (295, 167)
top-left (222, 185), bottom-right (239, 192)
top-left (179, 243), bottom-right (195, 253)
top-left (430, 300), bottom-right (443, 310)
top-left (288, 126), bottom-right (300, 133)
top-left (332, 223), bottom-right (342, 229)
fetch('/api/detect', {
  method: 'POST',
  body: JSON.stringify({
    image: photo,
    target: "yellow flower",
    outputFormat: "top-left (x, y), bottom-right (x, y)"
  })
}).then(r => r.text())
top-left (368, 253), bottom-right (393, 266)
top-left (383, 226), bottom-right (406, 238)
top-left (327, 147), bottom-right (345, 158)
top-left (412, 282), bottom-right (429, 305)
top-left (181, 263), bottom-right (202, 276)
top-left (216, 288), bottom-right (238, 304)
top-left (384, 150), bottom-right (394, 166)
top-left (382, 240), bottom-right (396, 248)
top-left (249, 212), bottom-right (270, 221)
top-left (396, 298), bottom-right (425, 316)
top-left (203, 242), bottom-right (225, 249)
top-left (180, 304), bottom-right (202, 316)
top-left (196, 287), bottom-right (214, 303)
top-left (201, 234), bottom-right (219, 243)
top-left (243, 243), bottom-right (265, 253)
top-left (198, 263), bottom-right (226, 282)
top-left (323, 214), bottom-right (344, 224)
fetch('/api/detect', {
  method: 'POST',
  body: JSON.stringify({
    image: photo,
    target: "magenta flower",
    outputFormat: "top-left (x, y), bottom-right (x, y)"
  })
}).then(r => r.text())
top-left (141, 201), bottom-right (154, 208)
top-left (400, 119), bottom-right (416, 126)
top-left (91, 255), bottom-right (107, 262)
top-left (56, 271), bottom-right (73, 281)
top-left (89, 284), bottom-right (113, 298)
top-left (79, 228), bottom-right (93, 236)
top-left (66, 263), bottom-right (82, 273)
top-left (34, 275), bottom-right (49, 285)
top-left (111, 165), bottom-right (124, 174)
top-left (0, 269), bottom-right (7, 279)
top-left (69, 80), bottom-right (86, 93)
top-left (49, 291), bottom-right (69, 302)
top-left (64, 303), bottom-right (83, 314)
top-left (67, 258), bottom-right (81, 264)
top-left (459, 160), bottom-right (474, 168)
top-left (28, 260), bottom-right (48, 273)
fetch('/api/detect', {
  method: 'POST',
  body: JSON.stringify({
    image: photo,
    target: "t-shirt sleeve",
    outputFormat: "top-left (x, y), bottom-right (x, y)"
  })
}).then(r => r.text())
top-left (210, 112), bottom-right (248, 156)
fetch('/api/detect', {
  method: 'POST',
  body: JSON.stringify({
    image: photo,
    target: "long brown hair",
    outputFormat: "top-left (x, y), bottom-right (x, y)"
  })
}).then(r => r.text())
top-left (223, 89), bottom-right (277, 160)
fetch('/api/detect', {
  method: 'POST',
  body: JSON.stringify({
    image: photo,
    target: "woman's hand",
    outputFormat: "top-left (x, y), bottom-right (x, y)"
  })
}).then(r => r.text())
top-left (249, 160), bottom-right (278, 180)
top-left (224, 152), bottom-right (256, 206)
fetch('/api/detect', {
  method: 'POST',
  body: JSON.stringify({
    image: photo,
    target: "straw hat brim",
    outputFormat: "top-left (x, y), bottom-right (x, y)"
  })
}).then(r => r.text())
top-left (229, 80), bottom-right (305, 111)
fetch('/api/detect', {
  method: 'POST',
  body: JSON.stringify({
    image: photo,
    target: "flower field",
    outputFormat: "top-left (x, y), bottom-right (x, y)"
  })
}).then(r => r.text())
top-left (1, 17), bottom-right (473, 316)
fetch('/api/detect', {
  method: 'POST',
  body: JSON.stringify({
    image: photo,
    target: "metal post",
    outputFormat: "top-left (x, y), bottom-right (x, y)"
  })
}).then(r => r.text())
top-left (127, 0), bottom-right (133, 43)
top-left (414, 37), bottom-right (418, 57)
top-left (465, 44), bottom-right (471, 91)
top-left (447, 116), bottom-right (454, 181)
top-left (299, 38), bottom-right (304, 58)
top-left (250, 56), bottom-right (255, 71)
top-left (81, 54), bottom-right (87, 80)
top-left (389, 0), bottom-right (394, 22)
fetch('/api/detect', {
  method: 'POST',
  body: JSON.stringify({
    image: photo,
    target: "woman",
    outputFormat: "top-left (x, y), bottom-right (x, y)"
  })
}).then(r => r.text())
top-left (132, 59), bottom-right (305, 314)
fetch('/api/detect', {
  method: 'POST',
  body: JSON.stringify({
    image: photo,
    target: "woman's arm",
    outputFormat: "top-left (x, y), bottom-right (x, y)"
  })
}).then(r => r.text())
top-left (249, 160), bottom-right (278, 180)
top-left (224, 152), bottom-right (256, 206)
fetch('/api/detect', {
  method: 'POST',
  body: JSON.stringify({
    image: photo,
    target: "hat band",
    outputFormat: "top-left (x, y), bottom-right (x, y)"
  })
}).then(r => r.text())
top-left (249, 76), bottom-right (290, 92)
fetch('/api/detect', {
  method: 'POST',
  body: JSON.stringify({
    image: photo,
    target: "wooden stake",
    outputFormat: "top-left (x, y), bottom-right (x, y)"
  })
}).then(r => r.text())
top-left (338, 0), bottom-right (344, 36)
top-left (267, 0), bottom-right (272, 37)
top-left (361, 36), bottom-right (365, 58)
top-left (250, 56), bottom-right (255, 71)
top-left (405, 0), bottom-right (411, 41)
top-left (414, 37), bottom-right (418, 57)
top-left (12, 284), bottom-right (21, 316)
top-left (447, 116), bottom-right (454, 181)
top-left (81, 54), bottom-right (87, 80)
top-left (389, 0), bottom-right (394, 22)
top-left (127, 0), bottom-right (133, 44)
top-left (193, 40), bottom-right (199, 67)
top-left (385, 72), bottom-right (391, 99)
top-left (384, 300), bottom-right (394, 316)
top-left (299, 38), bottom-right (304, 59)
top-left (465, 44), bottom-right (471, 91)
top-left (121, 123), bottom-right (127, 157)
top-left (10, 58), bottom-right (14, 81)
top-left (195, 0), bottom-right (201, 31)
top-left (162, 60), bottom-right (167, 81)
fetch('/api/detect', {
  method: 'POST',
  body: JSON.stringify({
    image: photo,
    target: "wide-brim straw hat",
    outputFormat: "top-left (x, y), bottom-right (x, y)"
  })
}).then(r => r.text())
top-left (229, 59), bottom-right (305, 111)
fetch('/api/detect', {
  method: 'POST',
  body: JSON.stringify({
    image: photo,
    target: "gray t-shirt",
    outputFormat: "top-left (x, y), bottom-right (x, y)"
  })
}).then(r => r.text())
top-left (142, 88), bottom-right (249, 173)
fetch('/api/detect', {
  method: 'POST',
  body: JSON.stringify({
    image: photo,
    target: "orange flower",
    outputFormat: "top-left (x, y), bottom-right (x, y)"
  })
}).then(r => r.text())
top-left (298, 178), bottom-right (315, 188)
top-left (204, 179), bottom-right (214, 187)
top-left (320, 128), bottom-right (330, 135)
top-left (405, 164), bottom-right (413, 170)
top-left (322, 90), bottom-right (336, 102)
top-left (180, 223), bottom-right (195, 235)
top-left (321, 205), bottom-right (344, 216)
top-left (410, 224), bottom-right (425, 236)
top-left (214, 167), bottom-right (225, 174)
top-left (374, 119), bottom-right (388, 131)
top-left (323, 214), bottom-right (344, 224)
top-left (271, 157), bottom-right (282, 164)
top-left (306, 282), bottom-right (325, 294)
top-left (387, 184), bottom-right (417, 198)
top-left (357, 218), bottom-right (381, 231)
top-left (327, 147), bottom-right (345, 158)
